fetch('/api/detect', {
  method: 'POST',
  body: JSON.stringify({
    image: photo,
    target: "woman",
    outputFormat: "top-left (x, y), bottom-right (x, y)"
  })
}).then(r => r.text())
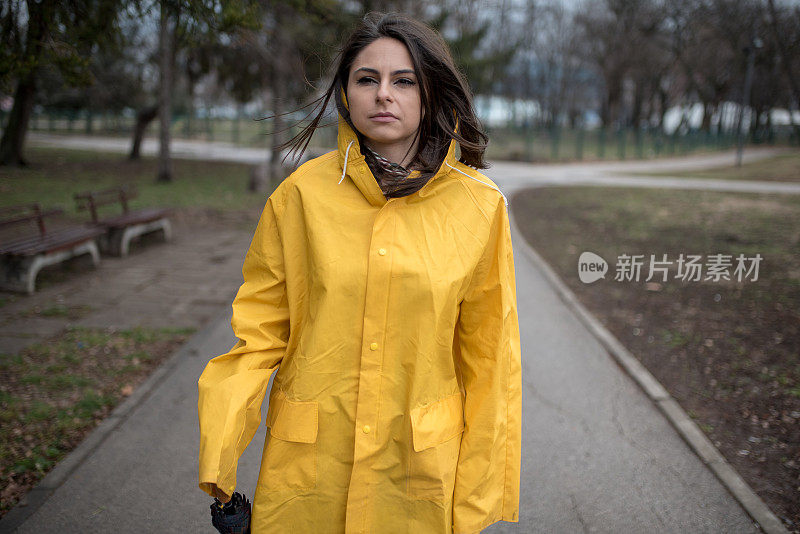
top-left (198, 11), bottom-right (521, 534)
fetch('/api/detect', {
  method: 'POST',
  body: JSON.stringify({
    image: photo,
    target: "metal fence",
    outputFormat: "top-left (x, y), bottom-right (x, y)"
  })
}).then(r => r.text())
top-left (487, 123), bottom-right (797, 162)
top-left (10, 109), bottom-right (798, 163)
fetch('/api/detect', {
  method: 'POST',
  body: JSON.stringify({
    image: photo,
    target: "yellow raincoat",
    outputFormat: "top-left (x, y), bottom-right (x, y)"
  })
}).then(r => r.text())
top-left (198, 107), bottom-right (522, 533)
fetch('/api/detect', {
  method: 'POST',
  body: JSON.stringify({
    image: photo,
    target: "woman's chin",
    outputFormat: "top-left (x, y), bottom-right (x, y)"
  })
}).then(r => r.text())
top-left (364, 134), bottom-right (403, 145)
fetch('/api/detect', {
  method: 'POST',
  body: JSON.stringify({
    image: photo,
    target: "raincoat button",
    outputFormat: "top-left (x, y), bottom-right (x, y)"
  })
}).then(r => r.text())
top-left (362, 425), bottom-right (371, 434)
top-left (378, 248), bottom-right (386, 256)
top-left (370, 342), bottom-right (378, 350)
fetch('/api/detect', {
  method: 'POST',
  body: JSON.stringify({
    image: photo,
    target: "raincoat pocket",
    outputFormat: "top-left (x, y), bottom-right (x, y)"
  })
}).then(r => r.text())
top-left (407, 392), bottom-right (464, 500)
top-left (259, 388), bottom-right (318, 491)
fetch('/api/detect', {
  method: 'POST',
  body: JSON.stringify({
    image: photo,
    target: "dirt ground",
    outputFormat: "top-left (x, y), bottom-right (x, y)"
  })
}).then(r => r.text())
top-left (510, 186), bottom-right (800, 533)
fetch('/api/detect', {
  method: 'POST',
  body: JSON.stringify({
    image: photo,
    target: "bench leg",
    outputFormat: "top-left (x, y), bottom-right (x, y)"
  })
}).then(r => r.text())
top-left (160, 218), bottom-right (172, 242)
top-left (120, 227), bottom-right (134, 257)
top-left (1, 256), bottom-right (37, 294)
top-left (1, 241), bottom-right (100, 294)
top-left (116, 218), bottom-right (172, 257)
top-left (85, 240), bottom-right (100, 267)
top-left (24, 255), bottom-right (48, 295)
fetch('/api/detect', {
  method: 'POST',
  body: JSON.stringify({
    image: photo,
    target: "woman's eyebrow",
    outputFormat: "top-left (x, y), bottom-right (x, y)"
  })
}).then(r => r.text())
top-left (354, 67), bottom-right (416, 76)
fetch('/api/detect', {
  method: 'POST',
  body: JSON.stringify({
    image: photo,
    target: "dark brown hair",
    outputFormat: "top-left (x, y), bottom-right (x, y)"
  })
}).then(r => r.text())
top-left (277, 11), bottom-right (490, 198)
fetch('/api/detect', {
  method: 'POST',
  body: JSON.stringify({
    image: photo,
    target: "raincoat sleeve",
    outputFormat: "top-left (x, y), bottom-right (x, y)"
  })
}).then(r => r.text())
top-left (452, 198), bottom-right (522, 533)
top-left (197, 189), bottom-right (290, 499)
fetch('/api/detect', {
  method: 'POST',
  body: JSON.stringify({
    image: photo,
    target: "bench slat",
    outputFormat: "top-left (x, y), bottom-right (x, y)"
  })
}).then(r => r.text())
top-left (1, 228), bottom-right (102, 252)
top-left (0, 226), bottom-right (104, 256)
top-left (0, 225), bottom-right (96, 248)
top-left (98, 208), bottom-right (171, 228)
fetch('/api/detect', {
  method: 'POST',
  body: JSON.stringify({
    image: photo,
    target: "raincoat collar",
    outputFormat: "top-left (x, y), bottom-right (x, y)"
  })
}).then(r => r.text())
top-left (336, 95), bottom-right (459, 207)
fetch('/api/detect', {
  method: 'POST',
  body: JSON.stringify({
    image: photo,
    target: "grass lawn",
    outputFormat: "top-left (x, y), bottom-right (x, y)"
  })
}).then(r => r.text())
top-left (511, 184), bottom-right (800, 531)
top-left (627, 150), bottom-right (800, 182)
top-left (0, 146), bottom-right (274, 222)
top-left (0, 325), bottom-right (194, 517)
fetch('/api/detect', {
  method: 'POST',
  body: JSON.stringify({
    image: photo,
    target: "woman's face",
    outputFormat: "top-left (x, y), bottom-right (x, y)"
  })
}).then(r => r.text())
top-left (346, 37), bottom-right (423, 159)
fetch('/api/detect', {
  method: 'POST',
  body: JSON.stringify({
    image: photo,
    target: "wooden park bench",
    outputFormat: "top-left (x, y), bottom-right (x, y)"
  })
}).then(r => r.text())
top-left (0, 204), bottom-right (104, 294)
top-left (74, 185), bottom-right (172, 257)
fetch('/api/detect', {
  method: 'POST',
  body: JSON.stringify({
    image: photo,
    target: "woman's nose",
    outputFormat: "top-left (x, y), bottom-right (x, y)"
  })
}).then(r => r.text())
top-left (376, 80), bottom-right (393, 102)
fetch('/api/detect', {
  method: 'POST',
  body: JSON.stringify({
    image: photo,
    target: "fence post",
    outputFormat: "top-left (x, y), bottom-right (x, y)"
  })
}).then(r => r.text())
top-left (524, 124), bottom-right (534, 162)
top-left (206, 110), bottom-right (213, 142)
top-left (617, 128), bottom-right (626, 160)
top-left (598, 127), bottom-right (606, 159)
top-left (635, 127), bottom-right (644, 159)
top-left (550, 123), bottom-right (560, 161)
top-left (576, 127), bottom-right (584, 161)
top-left (651, 128), bottom-right (660, 157)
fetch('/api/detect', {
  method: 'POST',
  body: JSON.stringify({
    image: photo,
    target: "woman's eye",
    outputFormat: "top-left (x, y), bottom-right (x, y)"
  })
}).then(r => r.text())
top-left (355, 77), bottom-right (416, 86)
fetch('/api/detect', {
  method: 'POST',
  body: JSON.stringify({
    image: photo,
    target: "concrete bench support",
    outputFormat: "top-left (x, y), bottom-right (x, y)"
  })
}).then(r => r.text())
top-left (102, 217), bottom-right (172, 257)
top-left (1, 240), bottom-right (100, 294)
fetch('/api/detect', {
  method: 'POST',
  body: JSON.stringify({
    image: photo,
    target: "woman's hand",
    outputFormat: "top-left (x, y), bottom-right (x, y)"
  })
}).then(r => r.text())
top-left (209, 483), bottom-right (232, 503)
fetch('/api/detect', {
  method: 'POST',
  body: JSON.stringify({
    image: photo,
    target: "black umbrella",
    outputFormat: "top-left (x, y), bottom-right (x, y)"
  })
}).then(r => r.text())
top-left (210, 491), bottom-right (251, 534)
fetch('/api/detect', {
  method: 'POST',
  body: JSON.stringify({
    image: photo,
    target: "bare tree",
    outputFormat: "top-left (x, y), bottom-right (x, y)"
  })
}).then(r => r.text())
top-left (0, 0), bottom-right (127, 166)
top-left (157, 0), bottom-right (176, 182)
top-left (766, 0), bottom-right (800, 138)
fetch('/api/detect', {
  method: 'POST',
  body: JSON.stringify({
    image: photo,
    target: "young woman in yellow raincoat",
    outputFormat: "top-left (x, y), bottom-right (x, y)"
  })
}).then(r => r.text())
top-left (198, 11), bottom-right (522, 534)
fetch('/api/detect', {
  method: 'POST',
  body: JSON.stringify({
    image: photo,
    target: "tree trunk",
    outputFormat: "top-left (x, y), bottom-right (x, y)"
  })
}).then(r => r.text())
top-left (0, 75), bottom-right (37, 166)
top-left (767, 0), bottom-right (800, 140)
top-left (185, 84), bottom-right (195, 138)
top-left (630, 79), bottom-right (643, 129)
top-left (157, 0), bottom-right (174, 182)
top-left (129, 104), bottom-right (159, 160)
top-left (750, 108), bottom-right (762, 140)
top-left (701, 102), bottom-right (713, 133)
top-left (601, 68), bottom-right (623, 128)
top-left (0, 0), bottom-right (50, 166)
top-left (269, 4), bottom-right (288, 188)
top-left (269, 72), bottom-right (286, 189)
top-left (656, 88), bottom-right (667, 129)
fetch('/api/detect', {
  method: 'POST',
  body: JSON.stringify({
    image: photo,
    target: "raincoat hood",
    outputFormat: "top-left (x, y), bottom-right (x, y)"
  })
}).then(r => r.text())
top-left (336, 99), bottom-right (460, 207)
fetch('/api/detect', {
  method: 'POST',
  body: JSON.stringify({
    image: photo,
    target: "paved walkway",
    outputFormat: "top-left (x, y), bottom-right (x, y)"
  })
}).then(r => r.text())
top-left (28, 133), bottom-right (799, 196)
top-left (484, 146), bottom-right (800, 196)
top-left (2, 137), bottom-right (794, 533)
top-left (28, 132), bottom-right (273, 164)
top-left (0, 219), bottom-right (253, 357)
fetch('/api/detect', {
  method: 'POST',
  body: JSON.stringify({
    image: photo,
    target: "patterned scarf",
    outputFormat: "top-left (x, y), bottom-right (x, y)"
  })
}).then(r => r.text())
top-left (362, 144), bottom-right (413, 196)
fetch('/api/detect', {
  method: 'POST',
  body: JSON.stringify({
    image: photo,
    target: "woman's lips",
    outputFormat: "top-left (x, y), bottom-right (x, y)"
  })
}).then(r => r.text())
top-left (370, 115), bottom-right (398, 122)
